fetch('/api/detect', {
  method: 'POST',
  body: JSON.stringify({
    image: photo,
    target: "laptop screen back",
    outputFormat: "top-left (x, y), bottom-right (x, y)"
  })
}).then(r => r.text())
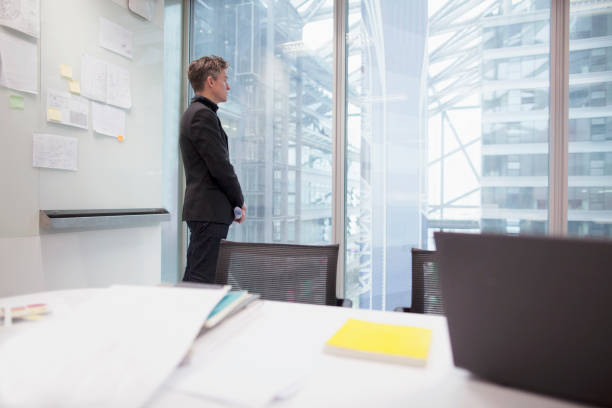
top-left (434, 232), bottom-right (612, 406)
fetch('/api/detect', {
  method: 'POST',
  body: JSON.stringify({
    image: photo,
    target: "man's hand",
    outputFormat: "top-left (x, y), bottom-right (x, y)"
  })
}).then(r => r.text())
top-left (236, 204), bottom-right (247, 224)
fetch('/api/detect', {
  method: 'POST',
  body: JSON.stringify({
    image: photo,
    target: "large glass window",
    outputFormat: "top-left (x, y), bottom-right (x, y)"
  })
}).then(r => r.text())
top-left (568, 2), bottom-right (612, 238)
top-left (190, 0), bottom-right (333, 244)
top-left (186, 0), bottom-right (610, 311)
top-left (344, 0), bottom-right (551, 310)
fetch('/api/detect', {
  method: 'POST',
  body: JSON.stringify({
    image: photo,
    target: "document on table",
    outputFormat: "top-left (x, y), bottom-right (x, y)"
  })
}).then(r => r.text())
top-left (32, 133), bottom-right (78, 171)
top-left (168, 302), bottom-right (316, 408)
top-left (92, 101), bottom-right (125, 138)
top-left (46, 89), bottom-right (89, 129)
top-left (0, 0), bottom-right (40, 38)
top-left (0, 285), bottom-right (229, 408)
top-left (99, 17), bottom-right (133, 59)
top-left (0, 29), bottom-right (37, 93)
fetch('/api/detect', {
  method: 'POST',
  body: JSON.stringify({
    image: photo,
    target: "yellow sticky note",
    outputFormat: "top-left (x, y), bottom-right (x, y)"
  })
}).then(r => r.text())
top-left (47, 108), bottom-right (62, 122)
top-left (60, 64), bottom-right (73, 79)
top-left (68, 80), bottom-right (81, 94)
top-left (117, 135), bottom-right (124, 142)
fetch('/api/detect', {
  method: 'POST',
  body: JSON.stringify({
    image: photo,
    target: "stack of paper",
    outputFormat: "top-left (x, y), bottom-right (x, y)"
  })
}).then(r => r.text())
top-left (0, 285), bottom-right (228, 407)
top-left (204, 290), bottom-right (259, 329)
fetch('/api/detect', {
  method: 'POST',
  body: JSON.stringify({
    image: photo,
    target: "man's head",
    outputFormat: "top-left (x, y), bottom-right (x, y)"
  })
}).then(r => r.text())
top-left (187, 55), bottom-right (230, 103)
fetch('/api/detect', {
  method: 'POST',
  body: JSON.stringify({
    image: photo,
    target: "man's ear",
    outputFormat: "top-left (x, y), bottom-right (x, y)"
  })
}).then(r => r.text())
top-left (206, 76), bottom-right (214, 88)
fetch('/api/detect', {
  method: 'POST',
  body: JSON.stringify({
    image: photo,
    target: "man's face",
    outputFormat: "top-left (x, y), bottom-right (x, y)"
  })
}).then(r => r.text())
top-left (209, 69), bottom-right (230, 103)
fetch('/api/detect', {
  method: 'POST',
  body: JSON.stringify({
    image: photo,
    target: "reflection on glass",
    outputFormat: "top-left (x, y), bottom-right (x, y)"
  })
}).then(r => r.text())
top-left (344, 0), bottom-right (552, 310)
top-left (190, 0), bottom-right (333, 245)
top-left (345, 1), bottom-right (428, 310)
top-left (568, 2), bottom-right (612, 238)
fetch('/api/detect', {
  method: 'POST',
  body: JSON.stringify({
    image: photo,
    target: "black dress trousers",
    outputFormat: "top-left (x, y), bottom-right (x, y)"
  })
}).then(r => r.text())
top-left (183, 221), bottom-right (230, 284)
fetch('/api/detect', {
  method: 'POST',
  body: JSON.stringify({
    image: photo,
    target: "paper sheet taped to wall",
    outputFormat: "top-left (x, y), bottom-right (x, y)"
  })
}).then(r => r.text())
top-left (81, 54), bottom-right (107, 103)
top-left (0, 29), bottom-right (37, 94)
top-left (32, 133), bottom-right (78, 171)
top-left (128, 0), bottom-right (155, 21)
top-left (81, 54), bottom-right (131, 109)
top-left (46, 88), bottom-right (88, 129)
top-left (92, 101), bottom-right (126, 139)
top-left (99, 17), bottom-right (133, 59)
top-left (106, 63), bottom-right (131, 109)
top-left (0, 0), bottom-right (40, 38)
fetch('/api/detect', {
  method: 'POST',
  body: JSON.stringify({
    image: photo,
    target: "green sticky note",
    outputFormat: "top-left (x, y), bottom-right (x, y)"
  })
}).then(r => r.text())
top-left (9, 94), bottom-right (24, 110)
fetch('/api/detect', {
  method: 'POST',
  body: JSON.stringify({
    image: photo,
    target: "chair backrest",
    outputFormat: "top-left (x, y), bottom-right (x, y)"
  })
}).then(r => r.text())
top-left (215, 240), bottom-right (340, 306)
top-left (411, 248), bottom-right (444, 315)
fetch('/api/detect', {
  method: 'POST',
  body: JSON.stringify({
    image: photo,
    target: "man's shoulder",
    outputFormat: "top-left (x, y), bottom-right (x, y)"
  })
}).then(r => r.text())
top-left (188, 100), bottom-right (216, 116)
top-left (181, 102), bottom-right (215, 126)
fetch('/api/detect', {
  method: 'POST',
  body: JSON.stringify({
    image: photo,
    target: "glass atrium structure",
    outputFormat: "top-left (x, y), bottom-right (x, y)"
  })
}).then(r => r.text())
top-left (190, 0), bottom-right (612, 310)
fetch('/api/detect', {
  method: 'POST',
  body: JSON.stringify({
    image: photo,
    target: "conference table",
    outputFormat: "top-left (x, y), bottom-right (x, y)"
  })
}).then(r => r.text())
top-left (0, 289), bottom-right (590, 408)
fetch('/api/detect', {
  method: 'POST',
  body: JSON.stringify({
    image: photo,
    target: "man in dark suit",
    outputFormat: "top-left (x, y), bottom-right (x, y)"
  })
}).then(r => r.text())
top-left (180, 55), bottom-right (246, 283)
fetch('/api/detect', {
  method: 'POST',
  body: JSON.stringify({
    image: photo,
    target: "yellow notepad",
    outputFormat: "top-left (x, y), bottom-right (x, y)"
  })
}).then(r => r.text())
top-left (325, 318), bottom-right (433, 365)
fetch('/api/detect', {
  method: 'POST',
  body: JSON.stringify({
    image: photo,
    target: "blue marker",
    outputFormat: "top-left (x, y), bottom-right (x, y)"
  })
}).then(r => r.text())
top-left (234, 207), bottom-right (242, 220)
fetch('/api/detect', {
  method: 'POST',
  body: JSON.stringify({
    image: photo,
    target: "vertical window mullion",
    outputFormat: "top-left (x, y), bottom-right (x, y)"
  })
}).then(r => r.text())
top-left (332, 0), bottom-right (347, 299)
top-left (549, 0), bottom-right (570, 235)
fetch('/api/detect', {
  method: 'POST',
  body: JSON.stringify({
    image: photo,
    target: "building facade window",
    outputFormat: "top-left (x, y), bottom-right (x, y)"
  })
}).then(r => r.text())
top-left (568, 3), bottom-right (612, 238)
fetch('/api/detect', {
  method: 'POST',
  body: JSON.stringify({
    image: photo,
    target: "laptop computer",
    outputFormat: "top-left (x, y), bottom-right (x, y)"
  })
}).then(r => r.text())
top-left (434, 232), bottom-right (612, 407)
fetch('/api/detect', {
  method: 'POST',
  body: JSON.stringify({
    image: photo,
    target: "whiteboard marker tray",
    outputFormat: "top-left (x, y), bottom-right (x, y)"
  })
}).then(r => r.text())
top-left (39, 208), bottom-right (170, 231)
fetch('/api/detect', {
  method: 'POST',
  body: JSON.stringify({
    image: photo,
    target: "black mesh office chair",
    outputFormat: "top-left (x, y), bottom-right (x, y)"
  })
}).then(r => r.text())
top-left (215, 240), bottom-right (351, 307)
top-left (395, 248), bottom-right (444, 315)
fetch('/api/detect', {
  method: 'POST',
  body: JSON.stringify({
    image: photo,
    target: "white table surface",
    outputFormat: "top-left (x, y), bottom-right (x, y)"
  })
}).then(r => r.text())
top-left (0, 289), bottom-right (591, 408)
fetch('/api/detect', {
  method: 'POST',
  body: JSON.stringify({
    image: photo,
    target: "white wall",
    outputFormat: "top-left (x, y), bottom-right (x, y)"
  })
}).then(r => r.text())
top-left (0, 227), bottom-right (161, 297)
top-left (0, 0), bottom-right (167, 297)
top-left (0, 237), bottom-right (44, 297)
top-left (40, 226), bottom-right (161, 291)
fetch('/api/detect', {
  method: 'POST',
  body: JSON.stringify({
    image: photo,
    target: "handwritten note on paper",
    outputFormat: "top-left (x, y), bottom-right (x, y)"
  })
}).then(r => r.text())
top-left (107, 63), bottom-right (131, 109)
top-left (99, 17), bottom-right (133, 59)
top-left (81, 54), bottom-right (107, 103)
top-left (0, 0), bottom-right (40, 38)
top-left (46, 89), bottom-right (88, 129)
top-left (0, 29), bottom-right (38, 94)
top-left (32, 133), bottom-right (78, 171)
top-left (80, 55), bottom-right (131, 109)
top-left (92, 101), bottom-right (125, 138)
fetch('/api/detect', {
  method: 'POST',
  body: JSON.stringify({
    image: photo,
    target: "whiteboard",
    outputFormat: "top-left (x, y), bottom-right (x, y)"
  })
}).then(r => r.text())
top-left (0, 0), bottom-right (164, 238)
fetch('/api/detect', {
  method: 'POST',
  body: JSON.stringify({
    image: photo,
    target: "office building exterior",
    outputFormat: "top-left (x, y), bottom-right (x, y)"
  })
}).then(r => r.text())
top-left (428, 0), bottom-right (612, 243)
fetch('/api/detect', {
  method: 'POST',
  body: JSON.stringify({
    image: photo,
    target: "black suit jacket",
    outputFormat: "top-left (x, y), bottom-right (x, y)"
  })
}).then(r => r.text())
top-left (180, 95), bottom-right (244, 224)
